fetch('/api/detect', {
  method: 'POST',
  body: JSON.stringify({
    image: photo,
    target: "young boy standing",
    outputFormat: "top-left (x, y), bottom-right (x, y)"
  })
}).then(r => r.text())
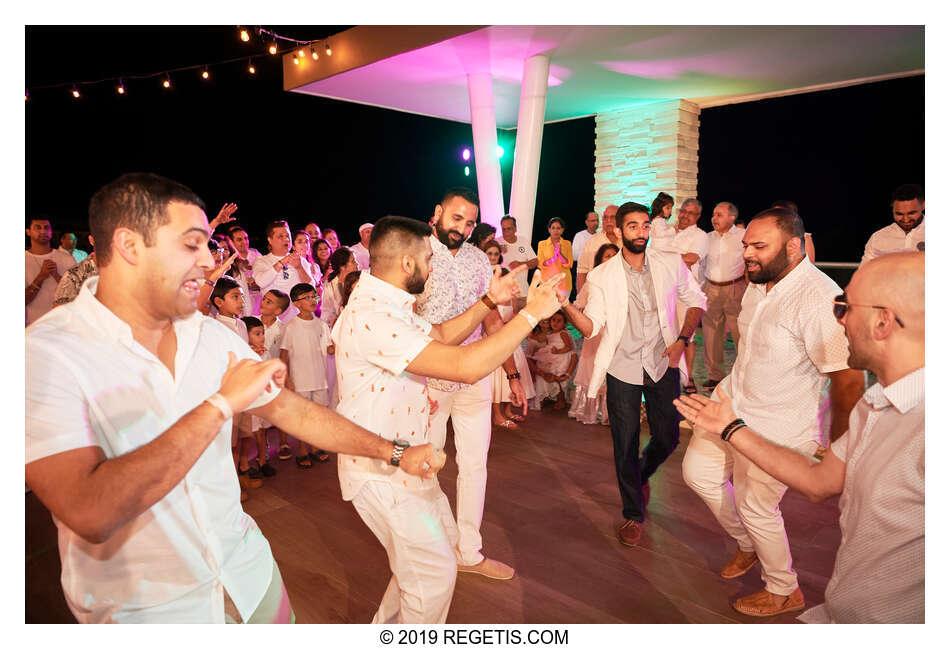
top-left (280, 283), bottom-right (334, 468)
top-left (257, 289), bottom-right (292, 459)
top-left (239, 316), bottom-right (277, 480)
top-left (211, 277), bottom-right (248, 342)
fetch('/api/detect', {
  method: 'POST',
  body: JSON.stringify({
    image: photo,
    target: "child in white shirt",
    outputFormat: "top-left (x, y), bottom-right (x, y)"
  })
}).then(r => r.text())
top-left (280, 283), bottom-right (334, 468)
top-left (238, 316), bottom-right (277, 480)
top-left (211, 276), bottom-right (248, 342)
top-left (256, 289), bottom-right (293, 460)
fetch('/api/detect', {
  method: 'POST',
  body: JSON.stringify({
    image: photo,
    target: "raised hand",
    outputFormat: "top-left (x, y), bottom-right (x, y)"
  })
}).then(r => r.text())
top-left (673, 385), bottom-right (736, 435)
top-left (218, 351), bottom-right (287, 414)
top-left (524, 270), bottom-right (565, 320)
top-left (209, 203), bottom-right (238, 231)
top-left (207, 252), bottom-right (239, 283)
top-left (487, 264), bottom-right (525, 305)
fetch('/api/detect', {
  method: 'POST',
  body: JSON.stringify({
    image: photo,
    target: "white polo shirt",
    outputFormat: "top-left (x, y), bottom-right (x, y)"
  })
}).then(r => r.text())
top-left (860, 221), bottom-right (925, 265)
top-left (721, 259), bottom-right (850, 447)
top-left (26, 277), bottom-right (280, 623)
top-left (332, 272), bottom-right (436, 501)
top-left (705, 225), bottom-right (746, 283)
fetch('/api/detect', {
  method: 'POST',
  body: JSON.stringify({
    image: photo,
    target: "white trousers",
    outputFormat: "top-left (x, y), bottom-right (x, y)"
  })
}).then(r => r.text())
top-left (352, 481), bottom-right (459, 624)
top-left (427, 376), bottom-right (492, 566)
top-left (682, 424), bottom-right (818, 596)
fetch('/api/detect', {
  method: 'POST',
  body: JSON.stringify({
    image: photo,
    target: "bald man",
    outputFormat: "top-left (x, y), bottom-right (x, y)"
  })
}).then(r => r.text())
top-left (674, 252), bottom-right (924, 623)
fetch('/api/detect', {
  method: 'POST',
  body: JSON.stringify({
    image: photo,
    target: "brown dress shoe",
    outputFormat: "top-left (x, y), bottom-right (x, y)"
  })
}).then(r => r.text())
top-left (617, 519), bottom-right (642, 546)
top-left (720, 549), bottom-right (759, 578)
top-left (732, 587), bottom-right (805, 617)
top-left (457, 558), bottom-right (515, 580)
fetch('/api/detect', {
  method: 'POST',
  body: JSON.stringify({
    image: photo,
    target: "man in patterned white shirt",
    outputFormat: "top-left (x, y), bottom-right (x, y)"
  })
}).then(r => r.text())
top-left (681, 207), bottom-right (865, 617)
top-left (675, 251), bottom-right (924, 623)
top-left (333, 215), bottom-right (561, 622)
top-left (416, 189), bottom-right (528, 581)
top-left (701, 202), bottom-right (746, 389)
top-left (860, 183), bottom-right (924, 265)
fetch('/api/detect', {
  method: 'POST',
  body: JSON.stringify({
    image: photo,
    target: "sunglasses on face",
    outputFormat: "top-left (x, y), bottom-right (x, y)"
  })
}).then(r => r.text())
top-left (832, 293), bottom-right (904, 328)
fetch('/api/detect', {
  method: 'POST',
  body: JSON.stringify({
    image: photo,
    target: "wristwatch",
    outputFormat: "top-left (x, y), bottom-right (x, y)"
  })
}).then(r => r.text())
top-left (390, 439), bottom-right (411, 466)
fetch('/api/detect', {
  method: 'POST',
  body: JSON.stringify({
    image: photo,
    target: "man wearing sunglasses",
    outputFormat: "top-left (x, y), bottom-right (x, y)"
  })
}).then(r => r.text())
top-left (680, 207), bottom-right (865, 618)
top-left (675, 251), bottom-right (923, 623)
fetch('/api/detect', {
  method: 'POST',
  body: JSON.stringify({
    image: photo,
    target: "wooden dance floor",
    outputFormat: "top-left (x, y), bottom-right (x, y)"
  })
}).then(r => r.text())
top-left (26, 408), bottom-right (841, 624)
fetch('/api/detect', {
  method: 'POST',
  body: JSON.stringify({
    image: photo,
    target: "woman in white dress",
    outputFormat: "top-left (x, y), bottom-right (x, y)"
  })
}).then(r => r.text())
top-left (568, 242), bottom-right (619, 425)
top-left (484, 243), bottom-right (536, 429)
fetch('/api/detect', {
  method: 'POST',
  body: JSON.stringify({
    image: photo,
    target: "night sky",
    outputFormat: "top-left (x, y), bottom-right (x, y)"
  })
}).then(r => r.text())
top-left (26, 26), bottom-right (923, 263)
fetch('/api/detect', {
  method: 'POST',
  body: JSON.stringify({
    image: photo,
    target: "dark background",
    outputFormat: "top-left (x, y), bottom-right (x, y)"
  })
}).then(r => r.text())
top-left (26, 26), bottom-right (923, 262)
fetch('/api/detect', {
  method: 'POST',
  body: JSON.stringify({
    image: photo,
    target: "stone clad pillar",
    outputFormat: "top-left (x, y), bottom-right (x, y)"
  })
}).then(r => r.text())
top-left (593, 99), bottom-right (700, 213)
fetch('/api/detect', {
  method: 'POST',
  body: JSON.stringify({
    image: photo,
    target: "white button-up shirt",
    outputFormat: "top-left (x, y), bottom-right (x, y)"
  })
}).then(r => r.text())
top-left (26, 278), bottom-right (280, 623)
top-left (799, 367), bottom-right (924, 624)
top-left (860, 221), bottom-right (925, 265)
top-left (349, 242), bottom-right (371, 271)
top-left (416, 235), bottom-right (492, 392)
top-left (704, 225), bottom-right (746, 283)
top-left (719, 259), bottom-right (850, 447)
top-left (671, 224), bottom-right (709, 284)
top-left (252, 253), bottom-right (314, 322)
top-left (332, 271), bottom-right (436, 501)
top-left (571, 229), bottom-right (596, 265)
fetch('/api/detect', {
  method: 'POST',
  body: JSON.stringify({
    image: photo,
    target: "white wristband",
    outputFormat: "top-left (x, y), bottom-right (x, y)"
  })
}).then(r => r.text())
top-left (205, 392), bottom-right (233, 420)
top-left (518, 310), bottom-right (539, 329)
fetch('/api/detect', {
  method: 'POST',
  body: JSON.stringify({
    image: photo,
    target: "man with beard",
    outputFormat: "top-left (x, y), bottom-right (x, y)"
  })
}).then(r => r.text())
top-left (680, 207), bottom-right (865, 617)
top-left (674, 252), bottom-right (924, 623)
top-left (26, 216), bottom-right (77, 325)
top-left (560, 202), bottom-right (706, 546)
top-left (861, 184), bottom-right (925, 265)
top-left (333, 215), bottom-right (562, 622)
top-left (25, 173), bottom-right (445, 623)
top-left (415, 188), bottom-right (529, 580)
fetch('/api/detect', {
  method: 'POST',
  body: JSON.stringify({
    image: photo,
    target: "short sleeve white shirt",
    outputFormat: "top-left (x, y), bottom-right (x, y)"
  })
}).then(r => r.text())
top-left (251, 253), bottom-right (310, 322)
top-left (577, 231), bottom-right (612, 275)
top-left (215, 313), bottom-right (248, 342)
top-left (571, 230), bottom-right (596, 265)
top-left (261, 318), bottom-right (285, 361)
top-left (26, 277), bottom-right (281, 623)
top-left (799, 368), bottom-right (924, 624)
top-left (280, 316), bottom-right (331, 392)
top-left (723, 259), bottom-right (850, 447)
top-left (26, 249), bottom-right (77, 326)
top-left (500, 234), bottom-right (537, 295)
top-left (671, 224), bottom-right (709, 284)
top-left (860, 221), bottom-right (925, 265)
top-left (349, 242), bottom-right (371, 271)
top-left (704, 225), bottom-right (746, 283)
top-left (332, 272), bottom-right (435, 501)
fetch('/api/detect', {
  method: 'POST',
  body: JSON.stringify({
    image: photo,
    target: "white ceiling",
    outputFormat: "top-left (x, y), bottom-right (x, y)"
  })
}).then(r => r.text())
top-left (290, 25), bottom-right (924, 127)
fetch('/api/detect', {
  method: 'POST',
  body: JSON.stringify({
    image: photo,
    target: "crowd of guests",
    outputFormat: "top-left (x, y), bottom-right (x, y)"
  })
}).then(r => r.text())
top-left (25, 175), bottom-right (924, 624)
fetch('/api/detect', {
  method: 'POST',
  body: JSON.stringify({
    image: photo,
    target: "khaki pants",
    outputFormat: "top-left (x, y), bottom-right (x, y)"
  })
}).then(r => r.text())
top-left (701, 281), bottom-right (746, 381)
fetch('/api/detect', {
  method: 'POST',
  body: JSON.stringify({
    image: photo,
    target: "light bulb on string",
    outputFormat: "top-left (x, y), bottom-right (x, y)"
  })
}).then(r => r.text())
top-left (268, 39), bottom-right (278, 55)
top-left (292, 53), bottom-right (299, 65)
top-left (163, 75), bottom-right (171, 89)
top-left (71, 85), bottom-right (80, 99)
top-left (239, 27), bottom-right (250, 42)
top-left (325, 42), bottom-right (332, 56)
top-left (117, 79), bottom-right (126, 95)
top-left (248, 59), bottom-right (256, 75)
top-left (201, 68), bottom-right (210, 80)
top-left (310, 44), bottom-right (319, 60)
top-left (297, 48), bottom-right (305, 58)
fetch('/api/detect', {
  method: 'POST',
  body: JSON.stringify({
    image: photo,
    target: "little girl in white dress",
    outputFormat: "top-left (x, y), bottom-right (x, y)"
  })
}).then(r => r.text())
top-left (530, 311), bottom-right (577, 410)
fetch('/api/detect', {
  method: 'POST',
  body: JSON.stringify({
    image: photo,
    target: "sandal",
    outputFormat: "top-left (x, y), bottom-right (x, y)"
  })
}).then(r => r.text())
top-left (256, 459), bottom-right (277, 477)
top-left (494, 419), bottom-right (519, 429)
top-left (309, 450), bottom-right (330, 463)
top-left (684, 380), bottom-right (698, 395)
top-left (278, 443), bottom-right (292, 460)
top-left (295, 455), bottom-right (313, 469)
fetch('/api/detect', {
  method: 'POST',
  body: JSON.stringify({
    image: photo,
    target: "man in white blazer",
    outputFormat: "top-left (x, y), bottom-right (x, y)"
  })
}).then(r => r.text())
top-left (561, 201), bottom-right (706, 545)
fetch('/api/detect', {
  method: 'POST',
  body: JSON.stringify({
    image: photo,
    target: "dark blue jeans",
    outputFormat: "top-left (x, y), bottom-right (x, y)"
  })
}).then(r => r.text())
top-left (605, 368), bottom-right (681, 522)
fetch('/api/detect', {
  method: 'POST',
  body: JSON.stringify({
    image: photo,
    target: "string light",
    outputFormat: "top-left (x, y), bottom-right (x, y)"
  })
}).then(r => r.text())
top-left (162, 75), bottom-right (171, 89)
top-left (297, 48), bottom-right (305, 58)
top-left (201, 68), bottom-right (210, 80)
top-left (268, 39), bottom-right (278, 55)
top-left (25, 89), bottom-right (29, 101)
top-left (292, 52), bottom-right (299, 65)
top-left (248, 59), bottom-right (256, 75)
top-left (117, 79), bottom-right (126, 95)
top-left (310, 44), bottom-right (319, 60)
top-left (71, 85), bottom-right (80, 99)
top-left (325, 42), bottom-right (332, 56)
top-left (239, 27), bottom-right (250, 42)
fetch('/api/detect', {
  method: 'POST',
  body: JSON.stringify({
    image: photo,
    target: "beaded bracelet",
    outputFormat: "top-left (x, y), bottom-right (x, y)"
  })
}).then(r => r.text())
top-left (720, 418), bottom-right (746, 442)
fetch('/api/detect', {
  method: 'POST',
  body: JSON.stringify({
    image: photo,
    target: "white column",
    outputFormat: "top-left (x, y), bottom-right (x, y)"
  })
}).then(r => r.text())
top-left (466, 73), bottom-right (504, 231)
top-left (507, 55), bottom-right (550, 243)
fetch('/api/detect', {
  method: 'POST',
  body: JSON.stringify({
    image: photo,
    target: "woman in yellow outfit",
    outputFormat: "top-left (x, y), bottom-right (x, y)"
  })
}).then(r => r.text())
top-left (536, 216), bottom-right (573, 295)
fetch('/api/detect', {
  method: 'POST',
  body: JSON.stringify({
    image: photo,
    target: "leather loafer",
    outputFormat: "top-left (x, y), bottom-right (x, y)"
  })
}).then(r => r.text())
top-left (720, 549), bottom-right (759, 578)
top-left (732, 587), bottom-right (805, 617)
top-left (458, 558), bottom-right (515, 580)
top-left (617, 519), bottom-right (642, 546)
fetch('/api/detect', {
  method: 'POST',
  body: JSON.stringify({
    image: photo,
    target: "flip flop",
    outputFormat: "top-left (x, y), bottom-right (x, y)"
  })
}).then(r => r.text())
top-left (278, 443), bottom-right (292, 460)
top-left (309, 450), bottom-right (330, 463)
top-left (494, 419), bottom-right (519, 429)
top-left (684, 381), bottom-right (698, 395)
top-left (295, 455), bottom-right (313, 469)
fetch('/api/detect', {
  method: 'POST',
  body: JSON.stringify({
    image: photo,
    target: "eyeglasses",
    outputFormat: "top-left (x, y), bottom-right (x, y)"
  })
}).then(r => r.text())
top-left (832, 293), bottom-right (904, 328)
top-left (294, 294), bottom-right (318, 302)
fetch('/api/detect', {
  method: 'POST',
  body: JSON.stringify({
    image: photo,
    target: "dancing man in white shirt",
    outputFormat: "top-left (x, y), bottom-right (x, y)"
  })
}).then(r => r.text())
top-left (676, 251), bottom-right (924, 623)
top-left (681, 207), bottom-right (865, 618)
top-left (333, 215), bottom-right (562, 623)
top-left (25, 173), bottom-right (442, 624)
top-left (701, 202), bottom-right (746, 389)
top-left (860, 183), bottom-right (924, 265)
